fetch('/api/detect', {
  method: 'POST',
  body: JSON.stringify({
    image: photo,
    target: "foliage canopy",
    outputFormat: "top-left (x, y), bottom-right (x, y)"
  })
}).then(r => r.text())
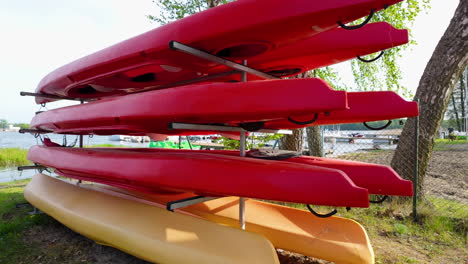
top-left (148, 0), bottom-right (431, 97)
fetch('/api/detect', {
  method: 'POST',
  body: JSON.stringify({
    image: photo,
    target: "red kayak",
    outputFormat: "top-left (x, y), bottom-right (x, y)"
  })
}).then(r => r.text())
top-left (214, 22), bottom-right (408, 81)
top-left (264, 91), bottom-right (419, 129)
top-left (111, 148), bottom-right (413, 197)
top-left (54, 22), bottom-right (408, 90)
top-left (27, 145), bottom-right (370, 207)
top-left (35, 0), bottom-right (402, 104)
top-left (31, 79), bottom-right (347, 135)
top-left (285, 155), bottom-right (413, 196)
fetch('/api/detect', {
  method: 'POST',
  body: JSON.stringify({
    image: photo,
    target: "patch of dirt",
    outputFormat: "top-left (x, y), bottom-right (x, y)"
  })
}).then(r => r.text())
top-left (424, 145), bottom-right (468, 204)
top-left (22, 219), bottom-right (151, 264)
top-left (372, 237), bottom-right (431, 263)
top-left (372, 235), bottom-right (468, 264)
top-left (338, 144), bottom-right (468, 204)
top-left (276, 250), bottom-right (331, 264)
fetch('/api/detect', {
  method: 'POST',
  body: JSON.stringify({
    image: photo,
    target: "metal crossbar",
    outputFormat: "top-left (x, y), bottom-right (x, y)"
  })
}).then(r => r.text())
top-left (166, 196), bottom-right (219, 212)
top-left (169, 41), bottom-right (279, 80)
top-left (17, 165), bottom-right (46, 171)
top-left (169, 122), bottom-right (292, 134)
top-left (19, 128), bottom-right (49, 134)
top-left (20, 91), bottom-right (92, 102)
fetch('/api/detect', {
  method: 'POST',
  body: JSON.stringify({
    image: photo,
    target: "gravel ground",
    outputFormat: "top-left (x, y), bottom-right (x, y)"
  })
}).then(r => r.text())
top-left (338, 143), bottom-right (468, 204)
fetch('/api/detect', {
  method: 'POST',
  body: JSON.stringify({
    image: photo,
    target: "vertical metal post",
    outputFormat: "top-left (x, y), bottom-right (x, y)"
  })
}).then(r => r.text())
top-left (239, 60), bottom-right (247, 230)
top-left (186, 136), bottom-right (193, 150)
top-left (79, 100), bottom-right (84, 148)
top-left (78, 99), bottom-right (84, 184)
top-left (240, 131), bottom-right (247, 157)
top-left (239, 129), bottom-right (246, 230)
top-left (272, 139), bottom-right (279, 150)
top-left (241, 60), bottom-right (247, 82)
top-left (413, 99), bottom-right (419, 221)
top-left (321, 126), bottom-right (325, 157)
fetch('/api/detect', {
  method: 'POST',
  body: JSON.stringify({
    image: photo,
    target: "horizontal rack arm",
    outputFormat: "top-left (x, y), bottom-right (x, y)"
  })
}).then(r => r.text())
top-left (18, 165), bottom-right (46, 171)
top-left (19, 128), bottom-right (49, 134)
top-left (169, 41), bottom-right (280, 80)
top-left (169, 122), bottom-right (292, 134)
top-left (20, 92), bottom-right (92, 102)
top-left (166, 196), bottom-right (220, 212)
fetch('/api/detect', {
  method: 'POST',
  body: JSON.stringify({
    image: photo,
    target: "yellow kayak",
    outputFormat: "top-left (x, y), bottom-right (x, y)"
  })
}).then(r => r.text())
top-left (95, 185), bottom-right (375, 264)
top-left (24, 174), bottom-right (280, 264)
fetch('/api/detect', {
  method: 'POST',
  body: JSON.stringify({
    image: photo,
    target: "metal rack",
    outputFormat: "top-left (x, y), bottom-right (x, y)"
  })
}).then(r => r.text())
top-left (164, 44), bottom-right (291, 230)
top-left (20, 41), bottom-right (293, 230)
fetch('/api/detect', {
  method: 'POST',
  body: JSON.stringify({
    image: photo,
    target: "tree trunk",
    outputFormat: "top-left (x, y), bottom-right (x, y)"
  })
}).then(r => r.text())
top-left (207, 0), bottom-right (222, 8)
top-left (460, 69), bottom-right (466, 131)
top-left (280, 128), bottom-right (304, 151)
top-left (391, 1), bottom-right (468, 195)
top-left (451, 92), bottom-right (462, 131)
top-left (279, 72), bottom-right (311, 152)
top-left (306, 126), bottom-right (323, 156)
top-left (305, 70), bottom-right (323, 157)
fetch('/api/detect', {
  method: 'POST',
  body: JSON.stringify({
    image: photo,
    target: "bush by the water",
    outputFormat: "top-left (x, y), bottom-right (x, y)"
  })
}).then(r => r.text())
top-left (0, 148), bottom-right (30, 168)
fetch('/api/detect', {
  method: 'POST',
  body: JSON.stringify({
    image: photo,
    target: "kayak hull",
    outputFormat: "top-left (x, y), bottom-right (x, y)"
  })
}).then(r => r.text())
top-left (31, 79), bottom-right (348, 135)
top-left (215, 22), bottom-right (408, 81)
top-left (27, 145), bottom-right (370, 207)
top-left (35, 0), bottom-right (402, 103)
top-left (89, 184), bottom-right (375, 264)
top-left (265, 91), bottom-right (419, 128)
top-left (25, 173), bottom-right (280, 264)
top-left (115, 148), bottom-right (413, 197)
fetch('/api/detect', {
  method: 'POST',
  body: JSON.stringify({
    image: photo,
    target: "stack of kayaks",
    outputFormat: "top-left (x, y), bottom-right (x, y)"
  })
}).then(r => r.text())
top-left (23, 0), bottom-right (418, 263)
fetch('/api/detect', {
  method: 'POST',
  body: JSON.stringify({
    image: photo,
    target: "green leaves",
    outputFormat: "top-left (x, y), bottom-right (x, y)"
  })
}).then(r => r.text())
top-left (148, 0), bottom-right (233, 25)
top-left (313, 67), bottom-right (350, 91)
top-left (215, 133), bottom-right (283, 150)
top-left (349, 0), bottom-right (431, 96)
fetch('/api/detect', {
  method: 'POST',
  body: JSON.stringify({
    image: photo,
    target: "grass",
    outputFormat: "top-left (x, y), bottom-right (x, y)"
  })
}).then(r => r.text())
top-left (0, 145), bottom-right (125, 167)
top-left (0, 180), bottom-right (466, 263)
top-left (433, 139), bottom-right (467, 150)
top-left (336, 149), bottom-right (393, 161)
top-left (342, 200), bottom-right (467, 263)
top-left (275, 199), bottom-right (467, 263)
top-left (0, 148), bottom-right (30, 168)
top-left (435, 139), bottom-right (467, 143)
top-left (434, 139), bottom-right (467, 145)
top-left (425, 195), bottom-right (468, 219)
top-left (0, 180), bottom-right (51, 263)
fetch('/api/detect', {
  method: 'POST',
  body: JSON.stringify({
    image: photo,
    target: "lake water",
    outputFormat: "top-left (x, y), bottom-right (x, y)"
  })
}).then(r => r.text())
top-left (0, 131), bottom-right (151, 149)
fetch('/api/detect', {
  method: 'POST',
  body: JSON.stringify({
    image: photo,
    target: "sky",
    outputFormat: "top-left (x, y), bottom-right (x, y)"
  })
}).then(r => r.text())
top-left (0, 0), bottom-right (460, 123)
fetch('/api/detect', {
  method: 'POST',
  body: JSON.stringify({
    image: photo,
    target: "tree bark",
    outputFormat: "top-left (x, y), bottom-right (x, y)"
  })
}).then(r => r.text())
top-left (280, 128), bottom-right (304, 151)
top-left (306, 126), bottom-right (323, 156)
top-left (305, 70), bottom-right (323, 157)
top-left (207, 0), bottom-right (223, 8)
top-left (460, 69), bottom-right (466, 131)
top-left (451, 92), bottom-right (462, 131)
top-left (278, 72), bottom-right (311, 152)
top-left (391, 1), bottom-right (468, 195)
